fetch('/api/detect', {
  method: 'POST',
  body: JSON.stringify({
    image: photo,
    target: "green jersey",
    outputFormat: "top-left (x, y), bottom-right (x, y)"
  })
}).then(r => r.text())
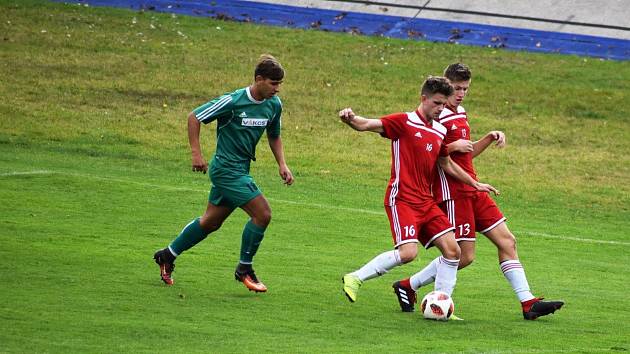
top-left (193, 87), bottom-right (282, 163)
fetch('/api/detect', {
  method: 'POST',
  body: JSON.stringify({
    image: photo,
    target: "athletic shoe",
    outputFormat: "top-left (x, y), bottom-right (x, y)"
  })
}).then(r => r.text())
top-left (342, 274), bottom-right (362, 303)
top-left (153, 248), bottom-right (175, 285)
top-left (449, 313), bottom-right (464, 321)
top-left (235, 269), bottom-right (267, 292)
top-left (522, 297), bottom-right (564, 320)
top-left (392, 279), bottom-right (416, 312)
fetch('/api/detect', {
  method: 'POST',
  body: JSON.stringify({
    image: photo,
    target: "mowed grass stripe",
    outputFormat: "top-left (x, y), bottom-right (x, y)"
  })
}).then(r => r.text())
top-left (3, 169), bottom-right (628, 247)
top-left (1, 2), bottom-right (629, 352)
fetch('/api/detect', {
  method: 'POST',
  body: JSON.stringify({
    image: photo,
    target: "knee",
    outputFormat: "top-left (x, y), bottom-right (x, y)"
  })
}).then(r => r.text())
top-left (199, 217), bottom-right (222, 233)
top-left (442, 243), bottom-right (461, 261)
top-left (398, 247), bottom-right (417, 264)
top-left (499, 233), bottom-right (517, 253)
top-left (252, 209), bottom-right (272, 228)
top-left (458, 255), bottom-right (474, 269)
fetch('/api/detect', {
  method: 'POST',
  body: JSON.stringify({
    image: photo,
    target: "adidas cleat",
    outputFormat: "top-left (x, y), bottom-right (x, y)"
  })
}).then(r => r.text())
top-left (449, 313), bottom-right (464, 321)
top-left (522, 297), bottom-right (564, 320)
top-left (392, 279), bottom-right (416, 312)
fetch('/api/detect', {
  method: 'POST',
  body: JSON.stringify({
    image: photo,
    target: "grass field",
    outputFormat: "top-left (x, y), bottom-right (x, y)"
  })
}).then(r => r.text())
top-left (1, 1), bottom-right (629, 353)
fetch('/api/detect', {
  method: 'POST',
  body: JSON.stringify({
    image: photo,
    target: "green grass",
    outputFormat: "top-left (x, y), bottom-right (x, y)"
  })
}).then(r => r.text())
top-left (1, 0), bottom-right (629, 353)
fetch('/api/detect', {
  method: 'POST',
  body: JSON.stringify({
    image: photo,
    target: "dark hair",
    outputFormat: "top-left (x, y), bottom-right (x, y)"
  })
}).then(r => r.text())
top-left (443, 63), bottom-right (471, 82)
top-left (254, 54), bottom-right (284, 81)
top-left (421, 76), bottom-right (453, 97)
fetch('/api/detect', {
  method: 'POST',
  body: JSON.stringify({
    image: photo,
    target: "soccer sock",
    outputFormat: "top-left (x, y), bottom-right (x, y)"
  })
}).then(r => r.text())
top-left (239, 220), bottom-right (266, 264)
top-left (169, 218), bottom-right (210, 256)
top-left (435, 256), bottom-right (460, 296)
top-left (500, 260), bottom-right (535, 302)
top-left (410, 256), bottom-right (440, 290)
top-left (352, 249), bottom-right (402, 281)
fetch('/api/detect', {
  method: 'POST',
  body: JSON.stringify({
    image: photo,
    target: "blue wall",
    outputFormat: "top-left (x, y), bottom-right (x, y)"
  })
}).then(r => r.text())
top-left (53, 0), bottom-right (630, 60)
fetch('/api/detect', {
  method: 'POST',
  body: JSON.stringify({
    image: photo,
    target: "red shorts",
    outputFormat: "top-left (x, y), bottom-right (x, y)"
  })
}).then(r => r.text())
top-left (438, 192), bottom-right (506, 242)
top-left (385, 202), bottom-right (454, 248)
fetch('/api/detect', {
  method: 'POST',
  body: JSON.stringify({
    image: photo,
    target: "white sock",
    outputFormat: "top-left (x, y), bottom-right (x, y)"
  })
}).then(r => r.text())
top-left (410, 256), bottom-right (440, 290)
top-left (353, 250), bottom-right (402, 281)
top-left (501, 260), bottom-right (535, 302)
top-left (435, 257), bottom-right (459, 296)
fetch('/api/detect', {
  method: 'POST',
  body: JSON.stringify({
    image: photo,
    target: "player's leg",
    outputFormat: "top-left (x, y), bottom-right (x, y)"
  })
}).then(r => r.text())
top-left (442, 198), bottom-right (476, 269)
top-left (393, 230), bottom-right (459, 313)
top-left (393, 207), bottom-right (457, 312)
top-left (343, 243), bottom-right (410, 304)
top-left (430, 231), bottom-right (461, 296)
top-left (404, 199), bottom-right (472, 292)
top-left (154, 201), bottom-right (234, 285)
top-left (458, 241), bottom-right (476, 269)
top-left (479, 194), bottom-right (563, 319)
top-left (342, 203), bottom-right (415, 303)
top-left (235, 193), bottom-right (272, 292)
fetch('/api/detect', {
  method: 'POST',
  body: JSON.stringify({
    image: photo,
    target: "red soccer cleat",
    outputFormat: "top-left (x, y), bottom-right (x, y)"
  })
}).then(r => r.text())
top-left (392, 279), bottom-right (416, 312)
top-left (153, 249), bottom-right (175, 286)
top-left (522, 297), bottom-right (564, 320)
top-left (235, 269), bottom-right (267, 292)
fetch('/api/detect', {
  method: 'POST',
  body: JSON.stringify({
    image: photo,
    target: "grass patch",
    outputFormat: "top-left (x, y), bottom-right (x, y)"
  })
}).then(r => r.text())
top-left (1, 1), bottom-right (629, 353)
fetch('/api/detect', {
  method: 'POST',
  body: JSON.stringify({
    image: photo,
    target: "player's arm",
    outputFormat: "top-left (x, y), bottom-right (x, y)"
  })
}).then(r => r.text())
top-left (188, 112), bottom-right (208, 174)
top-left (339, 108), bottom-right (384, 133)
top-left (188, 94), bottom-right (233, 174)
top-left (447, 139), bottom-right (474, 154)
top-left (268, 135), bottom-right (294, 185)
top-left (472, 131), bottom-right (506, 158)
top-left (438, 156), bottom-right (499, 195)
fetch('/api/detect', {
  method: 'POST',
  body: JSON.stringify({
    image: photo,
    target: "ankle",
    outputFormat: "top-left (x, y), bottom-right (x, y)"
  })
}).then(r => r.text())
top-left (236, 262), bottom-right (253, 274)
top-left (400, 278), bottom-right (412, 289)
top-left (163, 248), bottom-right (176, 262)
top-left (521, 297), bottom-right (539, 312)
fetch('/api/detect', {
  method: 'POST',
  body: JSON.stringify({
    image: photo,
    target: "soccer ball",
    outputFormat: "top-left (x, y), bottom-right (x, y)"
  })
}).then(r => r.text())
top-left (420, 291), bottom-right (454, 321)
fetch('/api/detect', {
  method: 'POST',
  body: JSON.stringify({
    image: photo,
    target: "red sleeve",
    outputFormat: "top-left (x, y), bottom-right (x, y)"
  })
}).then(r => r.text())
top-left (379, 113), bottom-right (407, 140)
top-left (439, 140), bottom-right (449, 157)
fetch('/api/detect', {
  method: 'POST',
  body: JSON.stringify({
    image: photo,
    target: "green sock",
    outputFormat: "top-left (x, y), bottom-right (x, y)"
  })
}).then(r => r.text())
top-left (169, 218), bottom-right (210, 255)
top-left (239, 220), bottom-right (266, 264)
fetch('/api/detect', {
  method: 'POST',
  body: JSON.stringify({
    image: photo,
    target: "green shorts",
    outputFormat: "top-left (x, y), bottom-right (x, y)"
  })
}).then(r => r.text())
top-left (208, 156), bottom-right (261, 209)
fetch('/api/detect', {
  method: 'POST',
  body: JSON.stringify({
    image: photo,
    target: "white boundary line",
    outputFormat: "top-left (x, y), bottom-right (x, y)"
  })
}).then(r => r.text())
top-left (2, 169), bottom-right (629, 246)
top-left (0, 170), bottom-right (54, 176)
top-left (516, 231), bottom-right (630, 246)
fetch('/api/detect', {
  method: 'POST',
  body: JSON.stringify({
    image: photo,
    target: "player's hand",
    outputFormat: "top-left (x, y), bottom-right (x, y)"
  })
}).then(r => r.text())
top-left (449, 139), bottom-right (474, 153)
top-left (191, 154), bottom-right (208, 174)
top-left (339, 108), bottom-right (355, 124)
top-left (474, 182), bottom-right (500, 196)
top-left (490, 131), bottom-right (506, 148)
top-left (279, 164), bottom-right (294, 185)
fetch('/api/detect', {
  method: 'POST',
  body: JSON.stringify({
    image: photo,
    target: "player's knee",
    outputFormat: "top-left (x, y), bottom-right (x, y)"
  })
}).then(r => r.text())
top-left (442, 244), bottom-right (461, 260)
top-left (398, 247), bottom-right (417, 263)
top-left (253, 209), bottom-right (272, 227)
top-left (500, 233), bottom-right (517, 253)
top-left (458, 256), bottom-right (474, 269)
top-left (199, 218), bottom-right (222, 233)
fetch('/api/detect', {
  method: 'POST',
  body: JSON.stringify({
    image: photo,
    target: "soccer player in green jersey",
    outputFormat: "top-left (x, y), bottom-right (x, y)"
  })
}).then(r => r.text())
top-left (153, 54), bottom-right (294, 293)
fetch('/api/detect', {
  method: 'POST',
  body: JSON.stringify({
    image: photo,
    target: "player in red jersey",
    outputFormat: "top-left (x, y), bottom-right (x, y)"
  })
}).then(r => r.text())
top-left (339, 77), bottom-right (498, 309)
top-left (393, 64), bottom-right (563, 320)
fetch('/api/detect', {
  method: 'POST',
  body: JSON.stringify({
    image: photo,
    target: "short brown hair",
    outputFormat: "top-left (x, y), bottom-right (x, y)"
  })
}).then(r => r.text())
top-left (254, 54), bottom-right (284, 81)
top-left (443, 63), bottom-right (471, 82)
top-left (421, 76), bottom-right (453, 97)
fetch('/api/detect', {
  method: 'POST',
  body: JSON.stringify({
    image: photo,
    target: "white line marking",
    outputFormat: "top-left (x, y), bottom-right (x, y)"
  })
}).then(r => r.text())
top-left (0, 170), bottom-right (54, 176)
top-left (3, 170), bottom-right (628, 246)
top-left (516, 231), bottom-right (630, 246)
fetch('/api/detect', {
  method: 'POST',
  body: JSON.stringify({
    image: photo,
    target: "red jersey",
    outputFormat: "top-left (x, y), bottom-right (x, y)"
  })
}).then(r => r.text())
top-left (380, 110), bottom-right (449, 207)
top-left (433, 105), bottom-right (478, 203)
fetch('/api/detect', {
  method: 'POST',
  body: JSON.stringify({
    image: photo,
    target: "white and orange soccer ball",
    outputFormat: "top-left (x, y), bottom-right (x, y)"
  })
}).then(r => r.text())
top-left (420, 291), bottom-right (454, 321)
